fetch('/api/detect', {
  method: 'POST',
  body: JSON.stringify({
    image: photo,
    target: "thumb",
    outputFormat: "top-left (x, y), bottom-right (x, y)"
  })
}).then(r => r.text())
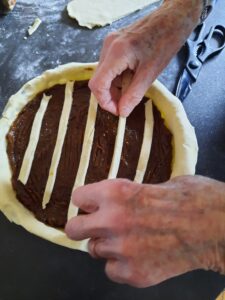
top-left (119, 66), bottom-right (154, 117)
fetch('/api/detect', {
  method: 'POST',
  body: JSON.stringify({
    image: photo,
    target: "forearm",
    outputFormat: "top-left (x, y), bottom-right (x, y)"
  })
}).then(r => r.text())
top-left (124, 0), bottom-right (203, 49)
top-left (163, 0), bottom-right (203, 22)
top-left (163, 0), bottom-right (216, 24)
top-left (158, 0), bottom-right (202, 43)
top-left (120, 0), bottom-right (203, 72)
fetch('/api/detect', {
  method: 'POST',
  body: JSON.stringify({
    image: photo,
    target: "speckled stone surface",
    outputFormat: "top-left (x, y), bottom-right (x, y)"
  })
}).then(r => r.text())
top-left (0, 1), bottom-right (225, 299)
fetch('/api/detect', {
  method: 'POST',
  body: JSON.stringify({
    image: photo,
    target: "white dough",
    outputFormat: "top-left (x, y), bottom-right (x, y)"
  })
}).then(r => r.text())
top-left (67, 0), bottom-right (160, 29)
top-left (108, 116), bottom-right (126, 179)
top-left (28, 18), bottom-right (42, 36)
top-left (18, 94), bottom-right (52, 185)
top-left (107, 73), bottom-right (132, 179)
top-left (67, 93), bottom-right (98, 220)
top-left (42, 81), bottom-right (74, 209)
top-left (134, 100), bottom-right (154, 183)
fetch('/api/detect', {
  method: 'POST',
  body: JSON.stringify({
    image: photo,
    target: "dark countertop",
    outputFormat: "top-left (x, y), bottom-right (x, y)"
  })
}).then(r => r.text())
top-left (0, 1), bottom-right (225, 299)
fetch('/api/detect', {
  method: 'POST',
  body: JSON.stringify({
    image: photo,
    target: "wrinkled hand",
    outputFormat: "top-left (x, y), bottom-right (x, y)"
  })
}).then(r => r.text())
top-left (66, 176), bottom-right (225, 287)
top-left (89, 0), bottom-right (202, 117)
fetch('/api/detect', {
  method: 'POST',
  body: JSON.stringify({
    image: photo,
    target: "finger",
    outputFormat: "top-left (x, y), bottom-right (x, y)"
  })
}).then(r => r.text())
top-left (72, 182), bottom-right (104, 209)
top-left (65, 213), bottom-right (106, 241)
top-left (88, 238), bottom-right (102, 259)
top-left (119, 65), bottom-right (154, 117)
top-left (72, 179), bottom-right (131, 209)
top-left (107, 70), bottom-right (133, 107)
top-left (72, 186), bottom-right (99, 213)
top-left (89, 54), bottom-right (132, 115)
top-left (88, 237), bottom-right (122, 259)
top-left (109, 84), bottom-right (122, 106)
top-left (89, 78), bottom-right (118, 116)
top-left (77, 203), bottom-right (98, 214)
top-left (109, 75), bottom-right (123, 105)
top-left (121, 69), bottom-right (134, 94)
top-left (105, 259), bottom-right (131, 285)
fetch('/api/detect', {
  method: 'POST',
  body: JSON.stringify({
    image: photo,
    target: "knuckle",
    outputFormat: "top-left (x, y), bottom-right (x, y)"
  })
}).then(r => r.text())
top-left (105, 260), bottom-right (145, 287)
top-left (88, 78), bottom-right (96, 91)
top-left (89, 83), bottom-right (108, 105)
top-left (137, 185), bottom-right (159, 206)
top-left (110, 39), bottom-right (127, 56)
top-left (105, 260), bottom-right (126, 284)
top-left (100, 179), bottom-right (118, 192)
top-left (107, 213), bottom-right (125, 232)
top-left (123, 263), bottom-right (153, 287)
top-left (88, 239), bottom-right (100, 258)
top-left (99, 101), bottom-right (110, 111)
top-left (72, 186), bottom-right (84, 205)
top-left (116, 179), bottom-right (133, 197)
top-left (102, 33), bottom-right (120, 52)
top-left (89, 77), bottom-right (104, 94)
top-left (105, 261), bottom-right (117, 279)
top-left (104, 32), bottom-right (118, 44)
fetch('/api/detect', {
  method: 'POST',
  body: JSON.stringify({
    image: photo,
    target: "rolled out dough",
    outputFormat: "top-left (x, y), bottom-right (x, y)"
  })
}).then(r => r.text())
top-left (67, 0), bottom-right (160, 29)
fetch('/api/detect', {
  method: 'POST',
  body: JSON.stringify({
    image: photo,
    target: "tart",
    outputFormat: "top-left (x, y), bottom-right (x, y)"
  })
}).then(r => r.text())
top-left (0, 62), bottom-right (198, 251)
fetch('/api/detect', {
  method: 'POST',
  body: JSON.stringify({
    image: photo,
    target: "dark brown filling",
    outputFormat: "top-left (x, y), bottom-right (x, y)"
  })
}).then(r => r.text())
top-left (7, 81), bottom-right (172, 228)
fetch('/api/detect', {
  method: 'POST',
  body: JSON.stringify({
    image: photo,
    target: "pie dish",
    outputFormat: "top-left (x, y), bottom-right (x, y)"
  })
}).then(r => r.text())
top-left (0, 62), bottom-right (198, 251)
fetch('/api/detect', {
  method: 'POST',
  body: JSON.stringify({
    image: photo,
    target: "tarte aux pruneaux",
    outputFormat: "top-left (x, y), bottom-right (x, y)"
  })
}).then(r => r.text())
top-left (0, 62), bottom-right (198, 251)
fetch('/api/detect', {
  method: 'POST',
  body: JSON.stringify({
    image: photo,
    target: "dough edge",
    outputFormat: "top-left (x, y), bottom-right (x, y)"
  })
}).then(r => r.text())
top-left (0, 62), bottom-right (198, 251)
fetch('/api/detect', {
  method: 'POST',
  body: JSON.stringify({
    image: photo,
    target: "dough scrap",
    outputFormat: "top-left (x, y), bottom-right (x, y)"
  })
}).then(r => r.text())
top-left (67, 0), bottom-right (160, 29)
top-left (0, 62), bottom-right (198, 251)
top-left (28, 18), bottom-right (42, 36)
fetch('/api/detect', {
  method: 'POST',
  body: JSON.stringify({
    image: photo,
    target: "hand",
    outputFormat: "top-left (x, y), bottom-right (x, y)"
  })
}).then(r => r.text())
top-left (89, 0), bottom-right (202, 117)
top-left (65, 176), bottom-right (225, 287)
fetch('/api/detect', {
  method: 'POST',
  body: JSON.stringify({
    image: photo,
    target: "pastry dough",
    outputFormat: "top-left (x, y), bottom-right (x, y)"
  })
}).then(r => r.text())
top-left (216, 290), bottom-right (225, 300)
top-left (108, 116), bottom-right (126, 179)
top-left (18, 94), bottom-right (52, 185)
top-left (42, 81), bottom-right (74, 209)
top-left (67, 0), bottom-right (160, 29)
top-left (0, 62), bottom-right (198, 251)
top-left (67, 93), bottom-right (98, 220)
top-left (28, 18), bottom-right (42, 36)
top-left (134, 100), bottom-right (154, 183)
